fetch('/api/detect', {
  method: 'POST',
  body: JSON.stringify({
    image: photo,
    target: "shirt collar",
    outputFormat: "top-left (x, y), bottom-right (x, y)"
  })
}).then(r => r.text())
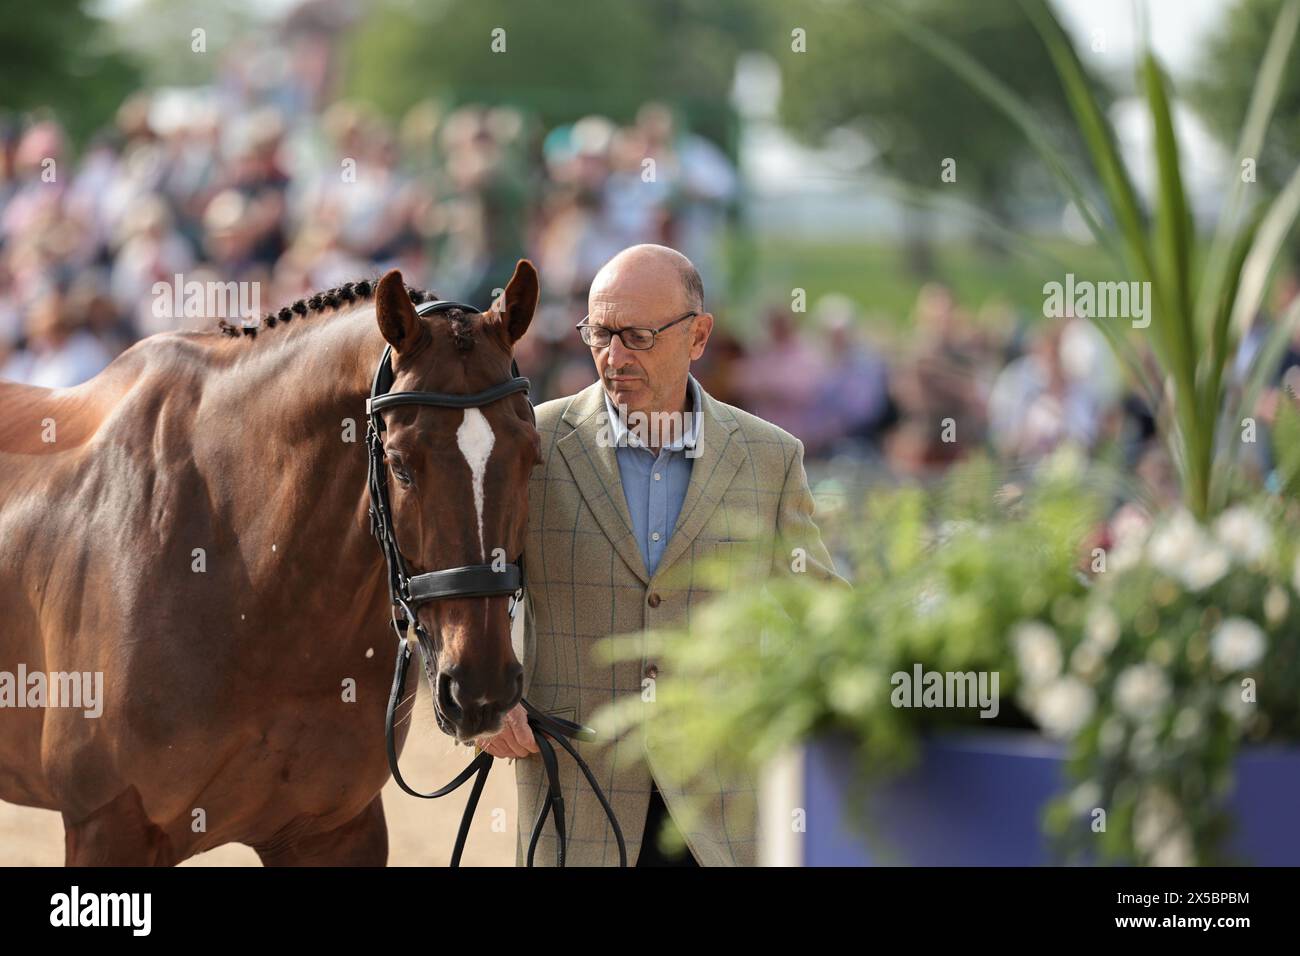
top-left (603, 374), bottom-right (703, 452)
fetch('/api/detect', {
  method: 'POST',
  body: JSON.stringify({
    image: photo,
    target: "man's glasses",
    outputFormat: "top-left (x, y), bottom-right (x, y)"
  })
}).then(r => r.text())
top-left (575, 311), bottom-right (698, 350)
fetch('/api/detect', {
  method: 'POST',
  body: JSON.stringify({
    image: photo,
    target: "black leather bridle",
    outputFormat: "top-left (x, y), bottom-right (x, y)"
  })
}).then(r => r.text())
top-left (367, 298), bottom-right (627, 867)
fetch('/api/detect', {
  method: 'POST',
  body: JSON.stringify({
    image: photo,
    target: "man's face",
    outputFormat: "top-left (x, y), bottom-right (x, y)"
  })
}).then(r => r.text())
top-left (586, 274), bottom-right (710, 415)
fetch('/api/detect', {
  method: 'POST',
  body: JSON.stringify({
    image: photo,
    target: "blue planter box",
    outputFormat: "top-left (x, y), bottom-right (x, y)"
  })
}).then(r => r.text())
top-left (764, 730), bottom-right (1300, 866)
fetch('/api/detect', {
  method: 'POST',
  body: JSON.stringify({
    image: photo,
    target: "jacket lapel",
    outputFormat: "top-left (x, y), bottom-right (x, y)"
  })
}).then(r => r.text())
top-left (652, 389), bottom-right (745, 579)
top-left (556, 382), bottom-right (650, 584)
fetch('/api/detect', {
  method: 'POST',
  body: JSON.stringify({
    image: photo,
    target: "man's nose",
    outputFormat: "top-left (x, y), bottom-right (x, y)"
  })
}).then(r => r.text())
top-left (606, 333), bottom-right (635, 367)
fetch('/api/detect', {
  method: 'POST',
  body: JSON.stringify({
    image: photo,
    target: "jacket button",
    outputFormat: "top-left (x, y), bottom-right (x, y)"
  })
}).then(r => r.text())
top-left (647, 592), bottom-right (661, 608)
top-left (645, 663), bottom-right (659, 680)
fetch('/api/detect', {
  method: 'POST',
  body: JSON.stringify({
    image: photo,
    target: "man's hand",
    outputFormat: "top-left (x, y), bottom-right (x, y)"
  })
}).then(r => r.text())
top-left (478, 703), bottom-right (538, 759)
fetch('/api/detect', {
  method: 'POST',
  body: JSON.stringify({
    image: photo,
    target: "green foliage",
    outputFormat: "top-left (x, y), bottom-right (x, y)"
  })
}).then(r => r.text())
top-left (1190, 0), bottom-right (1300, 191)
top-left (104, 0), bottom-right (254, 89)
top-left (1272, 386), bottom-right (1300, 497)
top-left (737, 236), bottom-right (1114, 331)
top-left (775, 0), bottom-right (1093, 223)
top-left (344, 0), bottom-right (767, 146)
top-left (0, 0), bottom-right (140, 142)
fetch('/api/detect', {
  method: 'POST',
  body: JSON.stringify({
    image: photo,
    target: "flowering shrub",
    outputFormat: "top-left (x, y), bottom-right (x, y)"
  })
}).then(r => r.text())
top-left (1039, 503), bottom-right (1300, 864)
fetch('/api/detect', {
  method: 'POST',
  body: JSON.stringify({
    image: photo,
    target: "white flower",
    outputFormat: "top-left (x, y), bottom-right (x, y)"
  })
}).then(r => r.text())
top-left (1179, 545), bottom-right (1230, 592)
top-left (1108, 540), bottom-right (1143, 574)
top-left (1134, 787), bottom-right (1195, 867)
top-left (1221, 682), bottom-right (1256, 724)
top-left (1070, 641), bottom-right (1103, 680)
top-left (1036, 442), bottom-right (1086, 484)
top-left (1068, 781), bottom-right (1102, 814)
top-left (1114, 663), bottom-right (1171, 720)
top-left (827, 668), bottom-right (881, 717)
top-left (1265, 585), bottom-right (1289, 626)
top-left (1111, 506), bottom-right (1152, 550)
top-left (1012, 621), bottom-right (1062, 687)
top-left (1209, 617), bottom-right (1267, 672)
top-left (933, 520), bottom-right (973, 547)
top-left (1172, 707), bottom-right (1202, 741)
top-left (1147, 509), bottom-right (1202, 576)
top-left (1084, 605), bottom-right (1121, 652)
top-left (1098, 716), bottom-right (1127, 756)
top-left (1128, 723), bottom-right (1160, 771)
top-left (914, 583), bottom-right (945, 617)
top-left (1150, 832), bottom-right (1195, 867)
top-left (1214, 505), bottom-right (1272, 565)
top-left (1031, 676), bottom-right (1095, 740)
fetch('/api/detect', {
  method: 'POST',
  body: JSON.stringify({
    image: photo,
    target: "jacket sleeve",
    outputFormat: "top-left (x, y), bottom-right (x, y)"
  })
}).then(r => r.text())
top-left (771, 438), bottom-right (851, 588)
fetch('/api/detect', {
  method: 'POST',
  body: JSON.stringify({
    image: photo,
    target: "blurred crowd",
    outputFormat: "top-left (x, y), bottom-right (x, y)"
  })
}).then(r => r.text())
top-left (4, 31), bottom-right (1300, 499)
top-left (0, 84), bottom-right (738, 391)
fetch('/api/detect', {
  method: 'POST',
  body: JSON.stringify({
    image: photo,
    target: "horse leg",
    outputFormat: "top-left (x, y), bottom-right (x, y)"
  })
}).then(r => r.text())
top-left (254, 795), bottom-right (389, 866)
top-left (63, 787), bottom-right (179, 866)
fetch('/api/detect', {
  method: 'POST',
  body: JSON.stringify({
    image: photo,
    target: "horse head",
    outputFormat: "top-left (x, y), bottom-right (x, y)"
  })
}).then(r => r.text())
top-left (371, 260), bottom-right (540, 742)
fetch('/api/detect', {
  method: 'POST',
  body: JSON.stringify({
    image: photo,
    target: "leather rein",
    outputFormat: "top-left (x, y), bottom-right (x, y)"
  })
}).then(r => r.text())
top-left (366, 298), bottom-right (627, 867)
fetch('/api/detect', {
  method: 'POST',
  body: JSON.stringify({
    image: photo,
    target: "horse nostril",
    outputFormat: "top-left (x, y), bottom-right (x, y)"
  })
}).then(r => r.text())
top-left (437, 670), bottom-right (463, 721)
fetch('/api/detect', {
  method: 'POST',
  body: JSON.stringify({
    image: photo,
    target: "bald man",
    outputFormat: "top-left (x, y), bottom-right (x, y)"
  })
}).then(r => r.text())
top-left (481, 244), bottom-right (842, 866)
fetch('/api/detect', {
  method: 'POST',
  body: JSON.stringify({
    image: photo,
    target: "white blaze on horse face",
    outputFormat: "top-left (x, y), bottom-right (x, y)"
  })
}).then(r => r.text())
top-left (456, 408), bottom-right (495, 561)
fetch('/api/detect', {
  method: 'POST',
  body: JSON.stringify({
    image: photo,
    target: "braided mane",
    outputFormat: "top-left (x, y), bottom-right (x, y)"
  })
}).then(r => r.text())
top-left (217, 279), bottom-right (439, 340)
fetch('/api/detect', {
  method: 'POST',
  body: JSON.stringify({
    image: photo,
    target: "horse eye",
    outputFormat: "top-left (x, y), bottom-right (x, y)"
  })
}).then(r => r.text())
top-left (387, 454), bottom-right (412, 486)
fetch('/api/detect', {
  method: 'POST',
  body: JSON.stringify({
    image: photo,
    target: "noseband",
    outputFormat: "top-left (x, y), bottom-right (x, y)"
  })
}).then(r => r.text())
top-left (367, 298), bottom-right (627, 867)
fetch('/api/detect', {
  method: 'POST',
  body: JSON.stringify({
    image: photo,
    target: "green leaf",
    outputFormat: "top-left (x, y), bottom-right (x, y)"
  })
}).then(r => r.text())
top-left (1272, 387), bottom-right (1300, 498)
top-left (1194, 0), bottom-right (1300, 340)
top-left (1019, 0), bottom-right (1154, 283)
top-left (1144, 52), bottom-right (1196, 364)
top-left (872, 0), bottom-right (1118, 262)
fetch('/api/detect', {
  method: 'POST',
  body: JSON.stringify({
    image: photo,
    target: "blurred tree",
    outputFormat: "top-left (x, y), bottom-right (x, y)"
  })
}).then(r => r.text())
top-left (344, 0), bottom-right (770, 150)
top-left (105, 0), bottom-right (256, 89)
top-left (0, 0), bottom-right (139, 143)
top-left (771, 0), bottom-right (1097, 272)
top-left (1189, 0), bottom-right (1300, 191)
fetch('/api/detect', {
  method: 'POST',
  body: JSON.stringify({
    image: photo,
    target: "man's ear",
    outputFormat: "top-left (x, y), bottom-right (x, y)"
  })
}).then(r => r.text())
top-left (689, 311), bottom-right (714, 361)
top-left (375, 269), bottom-right (421, 352)
top-left (490, 259), bottom-right (539, 346)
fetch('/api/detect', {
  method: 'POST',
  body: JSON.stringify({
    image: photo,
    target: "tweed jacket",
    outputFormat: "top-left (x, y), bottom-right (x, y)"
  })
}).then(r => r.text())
top-left (515, 378), bottom-right (840, 866)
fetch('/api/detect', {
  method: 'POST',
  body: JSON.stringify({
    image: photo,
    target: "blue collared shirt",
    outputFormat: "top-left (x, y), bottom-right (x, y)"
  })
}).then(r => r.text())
top-left (603, 375), bottom-right (704, 577)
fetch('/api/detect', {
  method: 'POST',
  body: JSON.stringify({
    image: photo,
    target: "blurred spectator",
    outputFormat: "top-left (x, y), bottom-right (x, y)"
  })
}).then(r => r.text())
top-left (803, 294), bottom-right (893, 458)
top-left (2, 285), bottom-right (111, 388)
top-left (987, 317), bottom-right (1120, 461)
top-left (733, 306), bottom-right (827, 440)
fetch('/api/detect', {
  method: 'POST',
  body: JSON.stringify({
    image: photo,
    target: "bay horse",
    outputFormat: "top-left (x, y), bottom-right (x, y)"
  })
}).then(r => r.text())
top-left (0, 262), bottom-right (540, 865)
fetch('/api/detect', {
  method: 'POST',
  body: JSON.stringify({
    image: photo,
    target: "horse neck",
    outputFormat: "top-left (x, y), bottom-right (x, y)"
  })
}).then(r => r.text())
top-left (213, 306), bottom-right (390, 620)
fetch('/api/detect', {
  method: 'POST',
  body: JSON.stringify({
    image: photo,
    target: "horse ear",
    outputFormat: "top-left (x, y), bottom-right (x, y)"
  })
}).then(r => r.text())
top-left (490, 259), bottom-right (539, 346)
top-left (375, 270), bottom-right (421, 352)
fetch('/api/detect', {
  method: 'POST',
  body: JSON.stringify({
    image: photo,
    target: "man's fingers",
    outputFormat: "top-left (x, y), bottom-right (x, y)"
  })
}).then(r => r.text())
top-left (496, 724), bottom-right (531, 759)
top-left (477, 704), bottom-right (542, 759)
top-left (507, 706), bottom-right (539, 754)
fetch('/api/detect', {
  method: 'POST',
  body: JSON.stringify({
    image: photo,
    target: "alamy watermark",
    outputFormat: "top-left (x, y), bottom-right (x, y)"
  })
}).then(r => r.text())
top-left (152, 274), bottom-right (262, 324)
top-left (50, 886), bottom-right (150, 935)
top-left (0, 666), bottom-right (103, 718)
top-left (1043, 273), bottom-right (1150, 328)
top-left (596, 403), bottom-right (704, 458)
top-left (891, 664), bottom-right (1000, 719)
